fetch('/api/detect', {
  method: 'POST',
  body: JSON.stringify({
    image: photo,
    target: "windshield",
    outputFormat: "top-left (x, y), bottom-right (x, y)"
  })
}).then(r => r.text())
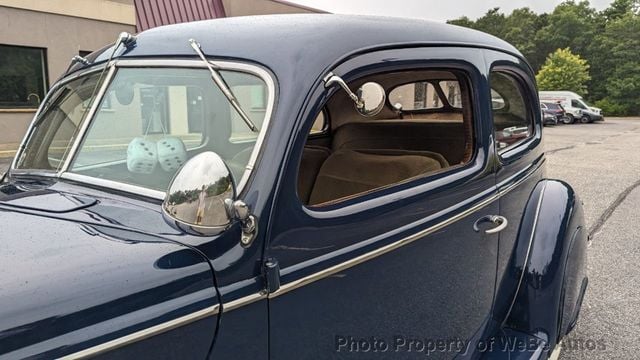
top-left (15, 72), bottom-right (103, 171)
top-left (16, 66), bottom-right (271, 192)
top-left (571, 99), bottom-right (588, 110)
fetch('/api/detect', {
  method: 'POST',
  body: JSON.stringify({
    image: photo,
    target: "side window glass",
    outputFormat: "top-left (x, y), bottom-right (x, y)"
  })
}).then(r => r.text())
top-left (490, 72), bottom-right (533, 150)
top-left (297, 70), bottom-right (474, 207)
top-left (15, 72), bottom-right (101, 171)
top-left (389, 82), bottom-right (443, 110)
top-left (571, 99), bottom-right (586, 110)
top-left (310, 111), bottom-right (327, 135)
top-left (491, 89), bottom-right (505, 110)
top-left (229, 83), bottom-right (267, 142)
top-left (439, 81), bottom-right (462, 108)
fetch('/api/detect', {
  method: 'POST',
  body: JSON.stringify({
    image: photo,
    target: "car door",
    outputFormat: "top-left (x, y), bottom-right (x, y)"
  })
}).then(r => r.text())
top-left (266, 47), bottom-right (502, 359)
top-left (485, 51), bottom-right (546, 319)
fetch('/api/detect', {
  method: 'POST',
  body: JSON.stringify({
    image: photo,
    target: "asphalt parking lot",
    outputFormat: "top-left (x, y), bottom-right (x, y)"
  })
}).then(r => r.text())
top-left (0, 119), bottom-right (638, 358)
top-left (544, 118), bottom-right (640, 359)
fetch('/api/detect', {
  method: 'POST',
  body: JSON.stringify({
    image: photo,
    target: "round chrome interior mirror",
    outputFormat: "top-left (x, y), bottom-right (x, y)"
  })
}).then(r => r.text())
top-left (356, 82), bottom-right (386, 117)
top-left (162, 151), bottom-right (235, 236)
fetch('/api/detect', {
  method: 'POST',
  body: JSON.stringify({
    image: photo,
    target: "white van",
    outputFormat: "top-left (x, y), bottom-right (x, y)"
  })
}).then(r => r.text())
top-left (539, 91), bottom-right (603, 123)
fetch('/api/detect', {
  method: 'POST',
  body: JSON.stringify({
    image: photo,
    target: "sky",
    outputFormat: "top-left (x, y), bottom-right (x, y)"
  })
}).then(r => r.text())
top-left (288, 0), bottom-right (616, 22)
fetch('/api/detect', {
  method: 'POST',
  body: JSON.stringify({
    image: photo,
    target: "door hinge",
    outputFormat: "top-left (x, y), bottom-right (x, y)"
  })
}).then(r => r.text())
top-left (264, 258), bottom-right (281, 294)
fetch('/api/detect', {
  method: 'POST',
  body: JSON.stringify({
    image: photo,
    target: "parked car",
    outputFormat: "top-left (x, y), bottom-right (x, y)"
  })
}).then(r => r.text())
top-left (539, 91), bottom-right (604, 123)
top-left (578, 108), bottom-right (604, 123)
top-left (542, 110), bottom-right (558, 126)
top-left (540, 104), bottom-right (559, 126)
top-left (0, 15), bottom-right (588, 359)
top-left (541, 101), bottom-right (568, 124)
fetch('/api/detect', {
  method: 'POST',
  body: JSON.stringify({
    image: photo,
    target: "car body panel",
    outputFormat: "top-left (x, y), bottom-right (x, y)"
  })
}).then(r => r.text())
top-left (0, 181), bottom-right (220, 359)
top-left (263, 46), bottom-right (501, 359)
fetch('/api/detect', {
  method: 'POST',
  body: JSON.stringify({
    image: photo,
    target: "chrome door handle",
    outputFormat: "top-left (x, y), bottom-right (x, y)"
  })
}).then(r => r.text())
top-left (473, 215), bottom-right (508, 234)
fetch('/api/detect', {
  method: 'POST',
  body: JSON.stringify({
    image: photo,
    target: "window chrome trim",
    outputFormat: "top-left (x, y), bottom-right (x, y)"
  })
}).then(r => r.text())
top-left (61, 172), bottom-right (166, 199)
top-left (10, 58), bottom-right (276, 199)
top-left (60, 65), bottom-right (117, 173)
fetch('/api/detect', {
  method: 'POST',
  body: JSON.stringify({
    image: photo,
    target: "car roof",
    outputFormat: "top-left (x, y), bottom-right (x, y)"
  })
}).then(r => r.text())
top-left (71, 14), bottom-right (523, 78)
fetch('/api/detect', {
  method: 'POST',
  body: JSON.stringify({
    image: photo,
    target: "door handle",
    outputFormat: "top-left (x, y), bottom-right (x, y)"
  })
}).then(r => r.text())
top-left (473, 215), bottom-right (508, 234)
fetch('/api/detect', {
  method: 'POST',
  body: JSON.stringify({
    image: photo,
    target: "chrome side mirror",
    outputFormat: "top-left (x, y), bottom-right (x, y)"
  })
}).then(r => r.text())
top-left (356, 82), bottom-right (386, 116)
top-left (323, 73), bottom-right (386, 117)
top-left (162, 152), bottom-right (257, 245)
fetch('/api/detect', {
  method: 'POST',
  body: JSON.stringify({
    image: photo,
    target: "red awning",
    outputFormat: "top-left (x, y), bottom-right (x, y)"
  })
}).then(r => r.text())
top-left (135, 0), bottom-right (226, 32)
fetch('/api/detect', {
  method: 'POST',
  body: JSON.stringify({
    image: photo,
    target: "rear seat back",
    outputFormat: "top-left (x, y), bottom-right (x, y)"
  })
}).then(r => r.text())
top-left (308, 149), bottom-right (445, 206)
top-left (297, 146), bottom-right (331, 204)
top-left (332, 121), bottom-right (465, 165)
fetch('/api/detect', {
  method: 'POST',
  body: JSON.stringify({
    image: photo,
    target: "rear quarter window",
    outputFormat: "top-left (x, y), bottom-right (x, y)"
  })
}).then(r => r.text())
top-left (490, 71), bottom-right (534, 151)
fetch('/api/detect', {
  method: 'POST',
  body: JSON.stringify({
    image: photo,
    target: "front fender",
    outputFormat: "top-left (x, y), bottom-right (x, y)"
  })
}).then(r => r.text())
top-left (505, 179), bottom-right (588, 349)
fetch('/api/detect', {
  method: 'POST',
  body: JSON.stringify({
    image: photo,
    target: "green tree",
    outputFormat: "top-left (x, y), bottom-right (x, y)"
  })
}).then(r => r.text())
top-left (601, 0), bottom-right (640, 21)
top-left (534, 1), bottom-right (599, 64)
top-left (536, 48), bottom-right (591, 96)
top-left (502, 8), bottom-right (548, 70)
top-left (448, 7), bottom-right (549, 70)
top-left (592, 13), bottom-right (640, 114)
top-left (447, 16), bottom-right (475, 28)
top-left (446, 0), bottom-right (640, 115)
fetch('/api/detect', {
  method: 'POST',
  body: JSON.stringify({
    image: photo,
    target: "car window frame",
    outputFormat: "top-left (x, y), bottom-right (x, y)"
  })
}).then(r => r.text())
top-left (294, 63), bottom-right (483, 212)
top-left (10, 58), bottom-right (277, 200)
top-left (490, 66), bottom-right (538, 159)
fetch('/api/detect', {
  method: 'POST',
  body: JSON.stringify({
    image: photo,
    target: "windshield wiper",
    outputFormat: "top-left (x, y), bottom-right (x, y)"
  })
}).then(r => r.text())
top-left (189, 39), bottom-right (258, 133)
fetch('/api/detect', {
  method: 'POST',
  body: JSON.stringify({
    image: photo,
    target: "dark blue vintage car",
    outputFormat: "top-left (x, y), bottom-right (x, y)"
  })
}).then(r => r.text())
top-left (0, 15), bottom-right (587, 359)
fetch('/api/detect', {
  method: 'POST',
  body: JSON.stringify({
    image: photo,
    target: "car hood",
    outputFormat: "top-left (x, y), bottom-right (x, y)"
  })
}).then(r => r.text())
top-left (0, 179), bottom-right (218, 358)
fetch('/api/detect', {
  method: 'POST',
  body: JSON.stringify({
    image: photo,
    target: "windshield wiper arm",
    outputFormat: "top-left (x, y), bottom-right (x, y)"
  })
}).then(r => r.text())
top-left (189, 39), bottom-right (258, 133)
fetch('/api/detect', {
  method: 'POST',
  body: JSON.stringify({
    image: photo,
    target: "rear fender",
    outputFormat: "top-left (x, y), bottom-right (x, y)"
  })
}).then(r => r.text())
top-left (502, 179), bottom-right (588, 350)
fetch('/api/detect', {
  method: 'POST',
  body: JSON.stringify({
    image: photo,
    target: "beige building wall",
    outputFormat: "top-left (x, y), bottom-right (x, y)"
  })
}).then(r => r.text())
top-left (222, 0), bottom-right (320, 16)
top-left (0, 1), bottom-right (135, 155)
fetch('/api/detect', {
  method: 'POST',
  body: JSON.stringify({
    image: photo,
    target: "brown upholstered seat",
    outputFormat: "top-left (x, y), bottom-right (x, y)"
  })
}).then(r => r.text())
top-left (332, 120), bottom-right (466, 165)
top-left (297, 146), bottom-right (331, 204)
top-left (308, 149), bottom-right (446, 205)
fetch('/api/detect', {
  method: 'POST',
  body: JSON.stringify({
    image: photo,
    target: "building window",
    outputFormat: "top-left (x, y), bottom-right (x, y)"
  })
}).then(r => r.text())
top-left (0, 44), bottom-right (48, 109)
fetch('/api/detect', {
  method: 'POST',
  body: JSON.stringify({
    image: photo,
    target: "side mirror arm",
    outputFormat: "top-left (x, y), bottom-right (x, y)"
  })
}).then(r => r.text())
top-left (225, 199), bottom-right (258, 247)
top-left (323, 72), bottom-right (364, 111)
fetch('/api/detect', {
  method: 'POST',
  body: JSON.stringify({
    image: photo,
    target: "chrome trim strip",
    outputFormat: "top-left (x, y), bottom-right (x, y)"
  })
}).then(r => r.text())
top-left (58, 304), bottom-right (219, 360)
top-left (220, 169), bottom-right (538, 309)
top-left (222, 292), bottom-right (268, 313)
top-left (60, 173), bottom-right (166, 199)
top-left (270, 164), bottom-right (542, 300)
top-left (269, 191), bottom-right (500, 299)
top-left (60, 65), bottom-right (117, 174)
